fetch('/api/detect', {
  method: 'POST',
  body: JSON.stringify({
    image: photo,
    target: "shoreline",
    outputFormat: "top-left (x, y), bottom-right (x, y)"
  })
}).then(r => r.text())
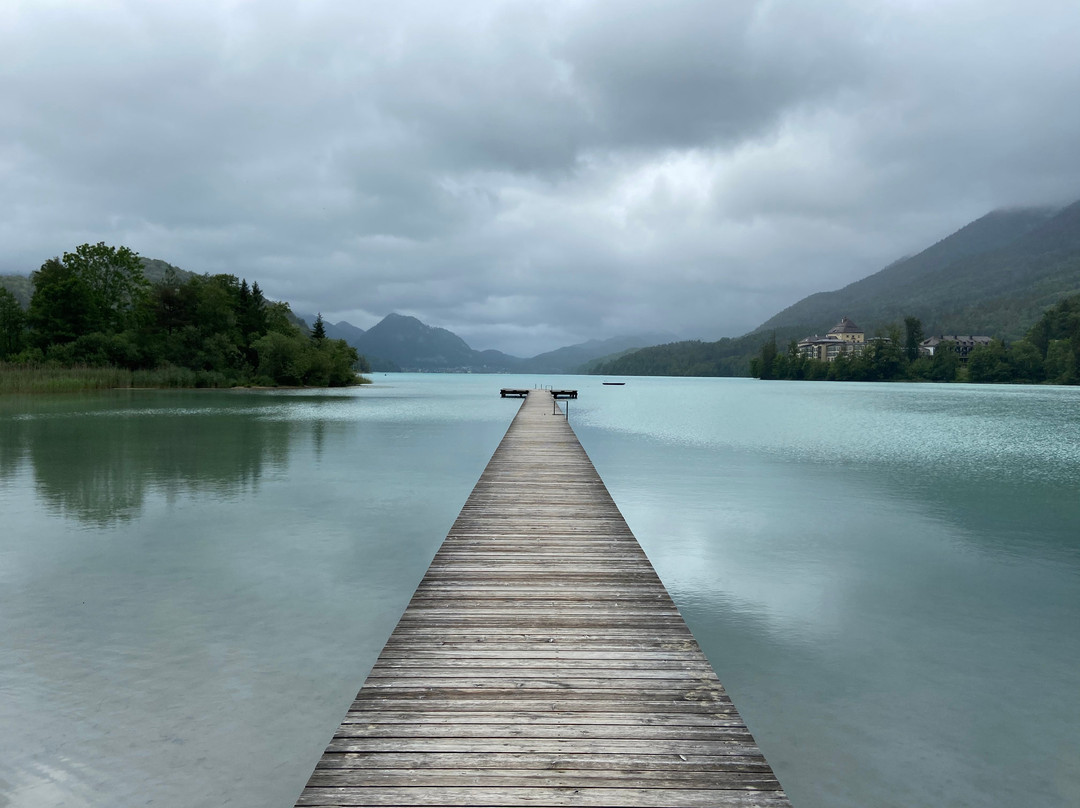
top-left (0, 363), bottom-right (371, 395)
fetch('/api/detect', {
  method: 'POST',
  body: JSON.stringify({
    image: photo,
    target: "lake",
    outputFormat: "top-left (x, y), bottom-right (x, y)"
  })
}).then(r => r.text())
top-left (1, 374), bottom-right (1078, 807)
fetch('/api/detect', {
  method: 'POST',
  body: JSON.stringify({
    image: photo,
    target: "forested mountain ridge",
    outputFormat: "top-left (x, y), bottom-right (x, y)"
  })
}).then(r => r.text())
top-left (523, 332), bottom-right (677, 374)
top-left (590, 337), bottom-right (752, 377)
top-left (755, 201), bottom-right (1079, 340)
top-left (593, 198), bottom-right (1080, 377)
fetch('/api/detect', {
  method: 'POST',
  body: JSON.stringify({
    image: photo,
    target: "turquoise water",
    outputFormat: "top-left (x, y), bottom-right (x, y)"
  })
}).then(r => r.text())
top-left (1, 375), bottom-right (1078, 807)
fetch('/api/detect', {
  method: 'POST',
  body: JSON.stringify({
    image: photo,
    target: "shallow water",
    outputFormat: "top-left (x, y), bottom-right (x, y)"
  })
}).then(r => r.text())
top-left (1, 375), bottom-right (1078, 807)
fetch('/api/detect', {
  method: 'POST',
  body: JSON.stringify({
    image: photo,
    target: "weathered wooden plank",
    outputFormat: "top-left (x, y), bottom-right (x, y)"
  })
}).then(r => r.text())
top-left (368, 661), bottom-right (717, 674)
top-left (304, 772), bottom-right (781, 790)
top-left (314, 753), bottom-right (773, 772)
top-left (323, 738), bottom-right (763, 756)
top-left (294, 391), bottom-right (789, 808)
top-left (296, 786), bottom-right (790, 807)
top-left (338, 711), bottom-right (740, 726)
top-left (351, 686), bottom-right (731, 704)
top-left (348, 699), bottom-right (736, 715)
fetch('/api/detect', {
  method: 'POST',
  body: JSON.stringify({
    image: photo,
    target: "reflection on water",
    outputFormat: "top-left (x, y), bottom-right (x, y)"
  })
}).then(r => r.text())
top-left (3, 393), bottom-right (295, 526)
top-left (2, 376), bottom-right (1079, 808)
top-left (0, 381), bottom-right (519, 808)
top-left (573, 379), bottom-right (1080, 808)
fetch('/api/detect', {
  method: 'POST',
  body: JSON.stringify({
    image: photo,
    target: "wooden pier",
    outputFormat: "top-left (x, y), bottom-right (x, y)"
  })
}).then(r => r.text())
top-left (295, 391), bottom-right (790, 807)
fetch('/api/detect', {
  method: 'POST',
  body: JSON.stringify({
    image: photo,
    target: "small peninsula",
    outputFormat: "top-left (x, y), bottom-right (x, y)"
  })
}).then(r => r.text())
top-left (0, 243), bottom-right (368, 393)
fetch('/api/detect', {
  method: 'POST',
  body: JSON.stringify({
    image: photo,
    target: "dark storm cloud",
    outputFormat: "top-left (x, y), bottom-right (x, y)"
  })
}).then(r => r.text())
top-left (3, 0), bottom-right (1080, 355)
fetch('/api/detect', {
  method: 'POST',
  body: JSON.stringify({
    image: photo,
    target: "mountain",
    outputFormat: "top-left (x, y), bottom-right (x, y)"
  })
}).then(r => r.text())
top-left (594, 198), bottom-right (1080, 377)
top-left (331, 320), bottom-right (366, 344)
top-left (755, 202), bottom-right (1077, 339)
top-left (140, 258), bottom-right (195, 284)
top-left (322, 312), bottom-right (675, 373)
top-left (294, 312), bottom-right (365, 344)
top-left (352, 313), bottom-right (523, 372)
top-left (525, 333), bottom-right (677, 374)
top-left (0, 274), bottom-right (32, 307)
top-left (590, 336), bottom-right (757, 377)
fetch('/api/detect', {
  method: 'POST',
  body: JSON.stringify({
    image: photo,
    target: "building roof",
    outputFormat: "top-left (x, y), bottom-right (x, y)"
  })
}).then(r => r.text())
top-left (828, 317), bottom-right (863, 335)
top-left (797, 334), bottom-right (844, 346)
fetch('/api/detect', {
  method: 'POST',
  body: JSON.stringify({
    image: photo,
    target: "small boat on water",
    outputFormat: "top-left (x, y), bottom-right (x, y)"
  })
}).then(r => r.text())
top-left (602, 382), bottom-right (625, 385)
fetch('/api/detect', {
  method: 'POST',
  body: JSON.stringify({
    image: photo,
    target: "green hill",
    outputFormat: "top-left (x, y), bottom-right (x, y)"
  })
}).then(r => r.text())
top-left (0, 274), bottom-right (32, 308)
top-left (756, 202), bottom-right (1079, 340)
top-left (594, 198), bottom-right (1080, 377)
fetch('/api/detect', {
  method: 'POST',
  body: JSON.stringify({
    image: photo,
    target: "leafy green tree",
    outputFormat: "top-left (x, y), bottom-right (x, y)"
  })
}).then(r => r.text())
top-left (254, 330), bottom-right (306, 385)
top-left (61, 242), bottom-right (149, 333)
top-left (1007, 340), bottom-right (1044, 383)
top-left (1044, 339), bottom-right (1077, 384)
top-left (785, 340), bottom-right (807, 380)
top-left (0, 287), bottom-right (26, 358)
top-left (864, 328), bottom-right (904, 380)
top-left (28, 257), bottom-right (93, 347)
top-left (828, 352), bottom-right (852, 380)
top-left (311, 313), bottom-right (327, 342)
top-left (967, 340), bottom-right (1011, 383)
top-left (928, 340), bottom-right (960, 381)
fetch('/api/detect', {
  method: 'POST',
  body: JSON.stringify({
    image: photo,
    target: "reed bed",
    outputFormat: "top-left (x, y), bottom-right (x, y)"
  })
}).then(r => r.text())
top-left (0, 363), bottom-right (369, 394)
top-left (0, 364), bottom-right (132, 394)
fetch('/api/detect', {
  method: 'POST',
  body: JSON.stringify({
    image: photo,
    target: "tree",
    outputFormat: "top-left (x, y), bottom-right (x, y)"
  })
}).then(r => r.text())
top-left (0, 287), bottom-right (26, 358)
top-left (928, 340), bottom-right (960, 382)
top-left (751, 333), bottom-right (778, 380)
top-left (904, 316), bottom-right (924, 362)
top-left (27, 243), bottom-right (149, 350)
top-left (863, 327), bottom-right (904, 380)
top-left (28, 257), bottom-right (92, 347)
top-left (60, 242), bottom-right (149, 333)
top-left (966, 340), bottom-right (1011, 383)
top-left (1007, 340), bottom-right (1044, 383)
top-left (311, 313), bottom-right (327, 342)
top-left (238, 279), bottom-right (268, 344)
top-left (1044, 339), bottom-right (1077, 384)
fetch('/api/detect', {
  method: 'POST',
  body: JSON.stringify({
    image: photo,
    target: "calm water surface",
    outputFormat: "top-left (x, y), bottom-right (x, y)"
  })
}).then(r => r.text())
top-left (1, 375), bottom-right (1078, 807)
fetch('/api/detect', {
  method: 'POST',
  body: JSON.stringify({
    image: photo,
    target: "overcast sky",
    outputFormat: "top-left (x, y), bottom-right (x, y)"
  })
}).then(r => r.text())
top-left (3, 1), bottom-right (1079, 355)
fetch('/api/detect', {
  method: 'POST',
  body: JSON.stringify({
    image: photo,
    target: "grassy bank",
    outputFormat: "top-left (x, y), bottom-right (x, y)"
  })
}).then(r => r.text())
top-left (0, 364), bottom-right (371, 395)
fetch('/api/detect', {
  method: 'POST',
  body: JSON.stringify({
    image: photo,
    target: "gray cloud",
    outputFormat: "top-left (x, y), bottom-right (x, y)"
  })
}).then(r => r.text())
top-left (3, 0), bottom-right (1079, 355)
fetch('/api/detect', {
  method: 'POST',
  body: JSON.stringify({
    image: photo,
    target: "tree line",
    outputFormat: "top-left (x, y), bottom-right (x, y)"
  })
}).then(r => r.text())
top-left (0, 243), bottom-right (368, 387)
top-left (750, 298), bottom-right (1080, 384)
